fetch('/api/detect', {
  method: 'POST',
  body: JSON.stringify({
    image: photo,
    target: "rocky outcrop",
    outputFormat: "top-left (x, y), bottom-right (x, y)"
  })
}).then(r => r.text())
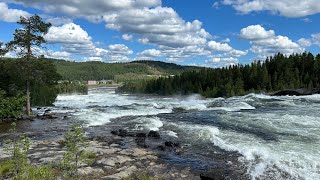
top-left (272, 88), bottom-right (320, 96)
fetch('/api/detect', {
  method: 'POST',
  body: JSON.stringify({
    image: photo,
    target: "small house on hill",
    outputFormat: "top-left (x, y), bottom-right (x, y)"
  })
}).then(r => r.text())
top-left (86, 80), bottom-right (98, 85)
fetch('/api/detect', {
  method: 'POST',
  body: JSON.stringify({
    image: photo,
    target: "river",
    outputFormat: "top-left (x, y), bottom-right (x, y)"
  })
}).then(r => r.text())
top-left (52, 87), bottom-right (320, 180)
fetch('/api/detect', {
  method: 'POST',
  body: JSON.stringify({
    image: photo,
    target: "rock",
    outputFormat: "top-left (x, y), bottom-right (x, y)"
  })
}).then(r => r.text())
top-left (164, 141), bottom-right (180, 147)
top-left (97, 156), bottom-right (132, 167)
top-left (77, 167), bottom-right (104, 175)
top-left (118, 129), bottom-right (128, 137)
top-left (157, 145), bottom-right (166, 151)
top-left (136, 132), bottom-right (146, 137)
top-left (148, 130), bottom-right (160, 139)
top-left (131, 148), bottom-right (148, 157)
top-left (272, 88), bottom-right (320, 96)
top-left (37, 107), bottom-right (42, 110)
top-left (111, 130), bottom-right (119, 136)
top-left (38, 155), bottom-right (63, 164)
top-left (200, 168), bottom-right (226, 180)
top-left (101, 165), bottom-right (137, 180)
top-left (135, 136), bottom-right (147, 147)
top-left (111, 129), bottom-right (135, 137)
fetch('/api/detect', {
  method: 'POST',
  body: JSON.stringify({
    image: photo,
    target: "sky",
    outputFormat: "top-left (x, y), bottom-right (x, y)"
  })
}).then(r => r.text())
top-left (0, 0), bottom-right (320, 67)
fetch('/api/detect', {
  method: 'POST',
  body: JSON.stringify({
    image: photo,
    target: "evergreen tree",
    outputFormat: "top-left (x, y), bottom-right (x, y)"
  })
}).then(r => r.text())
top-left (6, 15), bottom-right (52, 116)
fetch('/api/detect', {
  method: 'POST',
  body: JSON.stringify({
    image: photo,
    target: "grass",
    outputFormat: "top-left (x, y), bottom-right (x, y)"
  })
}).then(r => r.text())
top-left (0, 160), bottom-right (15, 177)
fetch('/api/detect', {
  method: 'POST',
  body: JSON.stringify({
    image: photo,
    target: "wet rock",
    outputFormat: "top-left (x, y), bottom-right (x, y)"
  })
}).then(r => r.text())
top-left (136, 132), bottom-right (147, 137)
top-left (157, 145), bottom-right (166, 151)
top-left (111, 130), bottom-right (119, 135)
top-left (111, 129), bottom-right (135, 137)
top-left (135, 138), bottom-right (147, 148)
top-left (37, 107), bottom-right (42, 110)
top-left (118, 129), bottom-right (128, 137)
top-left (200, 168), bottom-right (226, 180)
top-left (165, 141), bottom-right (180, 148)
top-left (148, 130), bottom-right (160, 139)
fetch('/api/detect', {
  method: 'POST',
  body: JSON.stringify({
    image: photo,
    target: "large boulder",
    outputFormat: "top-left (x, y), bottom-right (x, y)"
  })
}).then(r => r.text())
top-left (147, 130), bottom-right (160, 139)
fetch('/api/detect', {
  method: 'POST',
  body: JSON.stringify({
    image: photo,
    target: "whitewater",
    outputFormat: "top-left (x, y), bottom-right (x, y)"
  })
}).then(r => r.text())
top-left (54, 87), bottom-right (320, 180)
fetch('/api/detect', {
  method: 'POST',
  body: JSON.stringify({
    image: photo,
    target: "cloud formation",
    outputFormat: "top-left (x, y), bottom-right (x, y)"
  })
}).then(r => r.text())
top-left (0, 2), bottom-right (30, 22)
top-left (240, 25), bottom-right (303, 58)
top-left (222, 0), bottom-right (320, 17)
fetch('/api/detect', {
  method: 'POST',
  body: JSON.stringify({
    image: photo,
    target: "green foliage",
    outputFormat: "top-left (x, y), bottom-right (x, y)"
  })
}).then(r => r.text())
top-left (56, 81), bottom-right (88, 94)
top-left (0, 90), bottom-right (25, 119)
top-left (6, 15), bottom-right (51, 59)
top-left (61, 124), bottom-right (94, 177)
top-left (22, 165), bottom-right (56, 180)
top-left (53, 60), bottom-right (200, 82)
top-left (121, 52), bottom-right (320, 98)
top-left (0, 160), bottom-right (15, 176)
top-left (0, 58), bottom-right (61, 107)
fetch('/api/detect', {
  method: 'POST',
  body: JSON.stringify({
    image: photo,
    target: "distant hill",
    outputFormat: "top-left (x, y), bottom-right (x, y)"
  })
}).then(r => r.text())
top-left (53, 59), bottom-right (201, 82)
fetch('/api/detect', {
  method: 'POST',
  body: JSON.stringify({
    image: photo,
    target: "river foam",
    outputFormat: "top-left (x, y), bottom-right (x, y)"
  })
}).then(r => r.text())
top-left (54, 88), bottom-right (320, 180)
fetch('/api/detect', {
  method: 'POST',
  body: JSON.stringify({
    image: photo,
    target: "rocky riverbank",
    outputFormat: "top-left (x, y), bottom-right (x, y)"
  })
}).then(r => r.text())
top-left (0, 110), bottom-right (247, 180)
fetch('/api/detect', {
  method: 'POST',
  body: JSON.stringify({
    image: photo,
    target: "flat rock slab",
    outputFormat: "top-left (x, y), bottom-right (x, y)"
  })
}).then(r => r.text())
top-left (97, 155), bottom-right (133, 167)
top-left (102, 165), bottom-right (137, 180)
top-left (78, 167), bottom-right (104, 175)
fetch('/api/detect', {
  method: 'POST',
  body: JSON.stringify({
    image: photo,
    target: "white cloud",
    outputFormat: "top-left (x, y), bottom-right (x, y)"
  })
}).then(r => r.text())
top-left (106, 44), bottom-right (133, 62)
top-left (122, 34), bottom-right (133, 41)
top-left (240, 25), bottom-right (275, 40)
top-left (0, 2), bottom-right (30, 22)
top-left (4, 0), bottom-right (162, 19)
top-left (205, 56), bottom-right (239, 67)
top-left (240, 25), bottom-right (304, 58)
top-left (45, 50), bottom-right (73, 61)
top-left (108, 44), bottom-right (133, 55)
top-left (44, 22), bottom-right (95, 55)
top-left (221, 38), bottom-right (230, 43)
top-left (46, 17), bottom-right (73, 26)
top-left (226, 49), bottom-right (248, 57)
top-left (222, 0), bottom-right (320, 17)
top-left (139, 49), bottom-right (161, 57)
top-left (298, 33), bottom-right (320, 47)
top-left (208, 41), bottom-right (233, 52)
top-left (4, 0), bottom-right (245, 65)
top-left (82, 57), bottom-right (103, 62)
top-left (298, 38), bottom-right (312, 47)
top-left (311, 33), bottom-right (320, 46)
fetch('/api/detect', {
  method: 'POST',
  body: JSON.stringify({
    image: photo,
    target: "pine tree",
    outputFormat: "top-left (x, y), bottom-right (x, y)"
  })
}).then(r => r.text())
top-left (6, 15), bottom-right (51, 116)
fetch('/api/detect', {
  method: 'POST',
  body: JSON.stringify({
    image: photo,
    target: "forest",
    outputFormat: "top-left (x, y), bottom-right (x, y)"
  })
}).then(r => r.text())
top-left (119, 52), bottom-right (320, 98)
top-left (54, 60), bottom-right (199, 82)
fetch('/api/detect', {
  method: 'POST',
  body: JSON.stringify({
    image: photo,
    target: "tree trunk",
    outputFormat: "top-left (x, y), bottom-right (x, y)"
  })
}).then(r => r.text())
top-left (26, 80), bottom-right (31, 116)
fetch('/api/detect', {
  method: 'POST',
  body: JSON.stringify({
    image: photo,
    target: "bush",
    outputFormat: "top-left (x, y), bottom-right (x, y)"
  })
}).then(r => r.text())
top-left (0, 90), bottom-right (25, 119)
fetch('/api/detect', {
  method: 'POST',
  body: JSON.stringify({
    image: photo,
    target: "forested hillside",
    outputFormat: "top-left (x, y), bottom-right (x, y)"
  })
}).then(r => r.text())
top-left (119, 52), bottom-right (320, 97)
top-left (53, 60), bottom-right (199, 82)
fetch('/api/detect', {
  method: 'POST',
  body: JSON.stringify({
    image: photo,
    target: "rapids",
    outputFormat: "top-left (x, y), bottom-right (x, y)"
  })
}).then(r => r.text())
top-left (53, 87), bottom-right (320, 180)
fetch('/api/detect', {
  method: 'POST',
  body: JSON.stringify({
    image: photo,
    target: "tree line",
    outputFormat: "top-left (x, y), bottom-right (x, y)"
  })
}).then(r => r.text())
top-left (119, 52), bottom-right (320, 98)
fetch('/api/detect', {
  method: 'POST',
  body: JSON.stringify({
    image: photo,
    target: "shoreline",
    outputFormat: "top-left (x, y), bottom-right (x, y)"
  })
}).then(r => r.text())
top-left (0, 111), bottom-right (248, 180)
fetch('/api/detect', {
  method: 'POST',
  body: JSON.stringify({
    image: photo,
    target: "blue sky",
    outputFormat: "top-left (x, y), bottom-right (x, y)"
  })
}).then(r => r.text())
top-left (1, 0), bottom-right (320, 67)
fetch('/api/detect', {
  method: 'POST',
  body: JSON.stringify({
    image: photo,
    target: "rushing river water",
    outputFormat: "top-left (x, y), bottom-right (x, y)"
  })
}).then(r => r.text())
top-left (53, 87), bottom-right (320, 180)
